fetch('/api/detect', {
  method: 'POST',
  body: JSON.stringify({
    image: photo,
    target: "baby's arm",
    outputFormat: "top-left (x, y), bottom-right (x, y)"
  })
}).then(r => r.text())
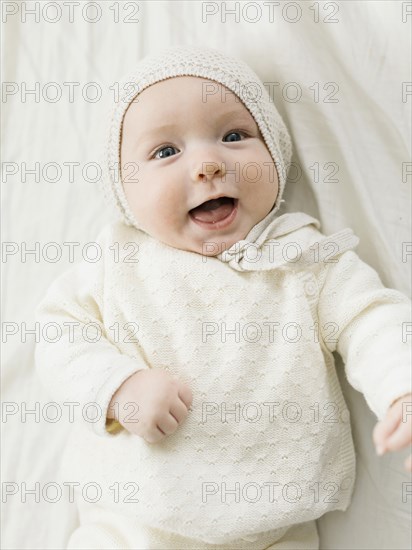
top-left (316, 250), bottom-right (411, 468)
top-left (34, 231), bottom-right (192, 441)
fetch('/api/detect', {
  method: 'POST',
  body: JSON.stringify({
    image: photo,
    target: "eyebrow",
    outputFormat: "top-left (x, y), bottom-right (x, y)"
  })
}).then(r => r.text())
top-left (139, 109), bottom-right (254, 144)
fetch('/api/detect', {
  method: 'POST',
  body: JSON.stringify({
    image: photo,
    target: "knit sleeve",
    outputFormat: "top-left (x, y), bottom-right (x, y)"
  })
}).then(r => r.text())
top-left (34, 228), bottom-right (149, 438)
top-left (317, 250), bottom-right (411, 421)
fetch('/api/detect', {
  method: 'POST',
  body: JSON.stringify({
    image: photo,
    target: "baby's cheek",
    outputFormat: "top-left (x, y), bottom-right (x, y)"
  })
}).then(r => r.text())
top-left (124, 180), bottom-right (142, 209)
top-left (154, 191), bottom-right (183, 221)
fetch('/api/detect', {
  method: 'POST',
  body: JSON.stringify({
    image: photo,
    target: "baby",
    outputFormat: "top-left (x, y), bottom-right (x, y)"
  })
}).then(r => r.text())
top-left (34, 46), bottom-right (412, 550)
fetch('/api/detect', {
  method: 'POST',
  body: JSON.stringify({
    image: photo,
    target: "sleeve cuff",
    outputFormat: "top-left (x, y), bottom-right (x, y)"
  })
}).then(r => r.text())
top-left (369, 380), bottom-right (412, 421)
top-left (92, 360), bottom-right (148, 438)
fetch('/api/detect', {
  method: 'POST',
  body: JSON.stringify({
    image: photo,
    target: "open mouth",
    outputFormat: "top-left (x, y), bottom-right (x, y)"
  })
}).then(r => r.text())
top-left (188, 197), bottom-right (238, 230)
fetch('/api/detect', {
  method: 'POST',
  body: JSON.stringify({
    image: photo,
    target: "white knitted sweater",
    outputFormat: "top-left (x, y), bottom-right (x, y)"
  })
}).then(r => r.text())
top-left (34, 212), bottom-right (411, 544)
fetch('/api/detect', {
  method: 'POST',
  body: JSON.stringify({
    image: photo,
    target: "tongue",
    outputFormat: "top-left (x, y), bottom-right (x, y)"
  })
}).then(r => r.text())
top-left (190, 197), bottom-right (234, 223)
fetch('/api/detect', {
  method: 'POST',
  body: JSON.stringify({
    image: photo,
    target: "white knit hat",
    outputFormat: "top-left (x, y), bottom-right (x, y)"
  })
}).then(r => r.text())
top-left (100, 45), bottom-right (292, 230)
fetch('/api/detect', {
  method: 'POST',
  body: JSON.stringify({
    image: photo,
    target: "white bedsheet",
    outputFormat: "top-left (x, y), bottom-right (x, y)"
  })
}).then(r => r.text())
top-left (2, 1), bottom-right (411, 548)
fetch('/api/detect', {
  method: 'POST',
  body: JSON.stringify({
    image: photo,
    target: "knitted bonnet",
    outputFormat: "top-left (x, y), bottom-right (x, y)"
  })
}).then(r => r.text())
top-left (101, 45), bottom-right (292, 232)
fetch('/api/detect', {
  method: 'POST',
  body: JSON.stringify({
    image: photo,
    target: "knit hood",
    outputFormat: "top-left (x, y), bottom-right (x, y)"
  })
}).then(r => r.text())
top-left (100, 45), bottom-right (293, 240)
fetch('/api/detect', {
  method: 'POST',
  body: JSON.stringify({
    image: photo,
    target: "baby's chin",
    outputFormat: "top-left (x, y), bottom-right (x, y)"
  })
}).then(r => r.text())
top-left (194, 231), bottom-right (254, 257)
top-left (152, 235), bottom-right (242, 258)
top-left (141, 223), bottom-right (253, 257)
top-left (190, 223), bottom-right (259, 257)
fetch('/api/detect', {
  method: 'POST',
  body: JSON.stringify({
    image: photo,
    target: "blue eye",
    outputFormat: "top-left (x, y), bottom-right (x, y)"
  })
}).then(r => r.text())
top-left (152, 145), bottom-right (178, 160)
top-left (151, 130), bottom-right (248, 159)
top-left (223, 131), bottom-right (247, 142)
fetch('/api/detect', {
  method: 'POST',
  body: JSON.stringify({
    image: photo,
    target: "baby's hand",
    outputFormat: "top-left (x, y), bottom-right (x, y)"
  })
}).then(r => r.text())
top-left (107, 369), bottom-right (193, 443)
top-left (373, 393), bottom-right (412, 472)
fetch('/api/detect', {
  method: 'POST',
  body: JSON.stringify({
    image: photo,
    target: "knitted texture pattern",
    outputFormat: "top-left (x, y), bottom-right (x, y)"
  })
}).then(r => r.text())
top-left (100, 45), bottom-right (292, 230)
top-left (34, 213), bottom-right (412, 545)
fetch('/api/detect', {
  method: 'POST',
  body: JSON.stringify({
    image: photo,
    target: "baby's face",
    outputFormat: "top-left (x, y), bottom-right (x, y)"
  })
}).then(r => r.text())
top-left (120, 76), bottom-right (278, 256)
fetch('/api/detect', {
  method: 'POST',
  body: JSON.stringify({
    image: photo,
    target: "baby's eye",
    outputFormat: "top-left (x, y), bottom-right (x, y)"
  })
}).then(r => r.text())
top-left (152, 145), bottom-right (179, 160)
top-left (223, 130), bottom-right (248, 142)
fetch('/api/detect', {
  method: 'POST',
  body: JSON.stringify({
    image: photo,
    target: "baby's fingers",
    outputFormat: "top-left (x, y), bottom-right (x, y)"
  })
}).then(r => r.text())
top-left (373, 406), bottom-right (401, 453)
top-left (177, 382), bottom-right (194, 410)
top-left (170, 399), bottom-right (191, 424)
top-left (144, 425), bottom-right (167, 444)
top-left (384, 419), bottom-right (412, 453)
top-left (157, 413), bottom-right (179, 435)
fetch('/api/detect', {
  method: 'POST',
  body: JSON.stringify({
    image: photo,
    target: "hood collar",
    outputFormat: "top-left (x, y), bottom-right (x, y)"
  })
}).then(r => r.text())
top-left (216, 211), bottom-right (359, 272)
top-left (100, 45), bottom-right (292, 232)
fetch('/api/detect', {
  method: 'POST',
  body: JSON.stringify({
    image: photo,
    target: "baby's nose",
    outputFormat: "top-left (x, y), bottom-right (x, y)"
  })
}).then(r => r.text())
top-left (193, 160), bottom-right (226, 183)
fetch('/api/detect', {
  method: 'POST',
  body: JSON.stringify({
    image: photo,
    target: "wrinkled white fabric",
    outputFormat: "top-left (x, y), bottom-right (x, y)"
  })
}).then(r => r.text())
top-left (2, 2), bottom-right (411, 549)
